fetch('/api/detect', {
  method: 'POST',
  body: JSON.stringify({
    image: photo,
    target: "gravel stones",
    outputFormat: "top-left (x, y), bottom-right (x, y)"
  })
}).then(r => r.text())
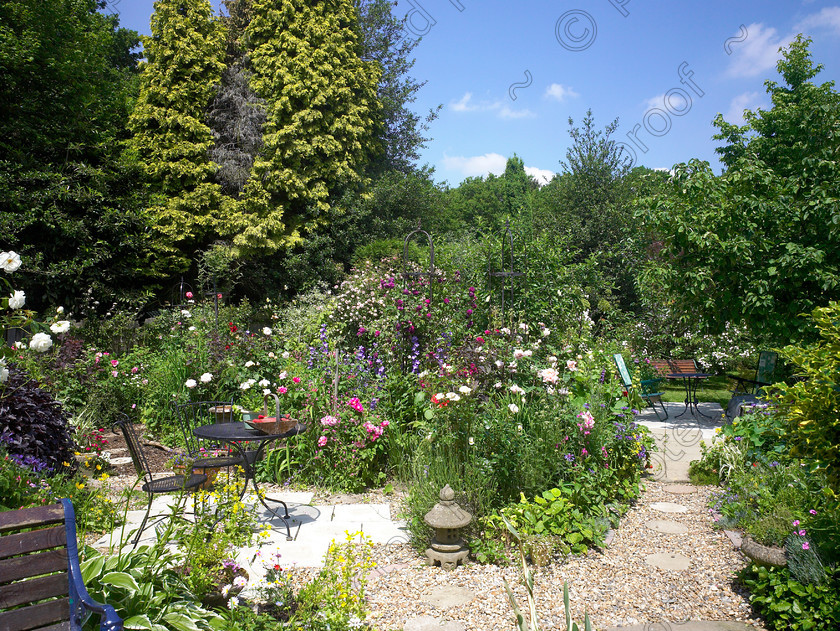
top-left (358, 482), bottom-right (767, 630)
top-left (403, 615), bottom-right (465, 631)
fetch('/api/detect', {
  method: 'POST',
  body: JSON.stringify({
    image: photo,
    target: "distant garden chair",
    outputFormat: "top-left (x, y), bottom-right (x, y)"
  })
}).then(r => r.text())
top-left (730, 351), bottom-right (778, 396)
top-left (726, 351), bottom-right (778, 421)
top-left (174, 400), bottom-right (244, 478)
top-left (115, 416), bottom-right (207, 547)
top-left (613, 353), bottom-right (669, 421)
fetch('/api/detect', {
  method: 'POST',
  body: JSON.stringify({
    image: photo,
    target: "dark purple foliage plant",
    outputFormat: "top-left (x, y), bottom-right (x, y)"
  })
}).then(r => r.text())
top-left (0, 365), bottom-right (77, 475)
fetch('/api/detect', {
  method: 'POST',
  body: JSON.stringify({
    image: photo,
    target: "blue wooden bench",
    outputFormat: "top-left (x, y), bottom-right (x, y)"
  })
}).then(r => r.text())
top-left (0, 499), bottom-right (123, 631)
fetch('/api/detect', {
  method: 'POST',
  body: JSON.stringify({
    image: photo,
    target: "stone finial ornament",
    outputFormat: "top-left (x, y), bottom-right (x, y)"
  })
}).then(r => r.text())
top-left (423, 485), bottom-right (472, 570)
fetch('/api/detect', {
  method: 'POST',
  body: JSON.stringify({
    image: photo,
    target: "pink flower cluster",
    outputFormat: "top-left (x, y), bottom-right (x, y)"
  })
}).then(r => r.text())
top-left (364, 419), bottom-right (389, 441)
top-left (347, 397), bottom-right (364, 413)
top-left (577, 410), bottom-right (595, 434)
top-left (320, 415), bottom-right (339, 427)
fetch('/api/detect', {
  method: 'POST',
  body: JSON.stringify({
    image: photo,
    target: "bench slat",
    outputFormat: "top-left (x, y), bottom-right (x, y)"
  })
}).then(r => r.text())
top-left (0, 549), bottom-right (67, 584)
top-left (0, 527), bottom-right (67, 560)
top-left (0, 573), bottom-right (69, 609)
top-left (0, 505), bottom-right (64, 534)
top-left (0, 597), bottom-right (70, 631)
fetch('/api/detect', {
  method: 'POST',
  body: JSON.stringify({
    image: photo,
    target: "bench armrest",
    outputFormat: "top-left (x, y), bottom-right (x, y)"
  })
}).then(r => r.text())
top-left (62, 499), bottom-right (124, 631)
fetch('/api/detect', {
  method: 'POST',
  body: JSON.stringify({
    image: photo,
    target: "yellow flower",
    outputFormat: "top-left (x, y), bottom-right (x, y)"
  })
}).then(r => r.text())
top-left (62, 461), bottom-right (70, 467)
top-left (75, 482), bottom-right (85, 490)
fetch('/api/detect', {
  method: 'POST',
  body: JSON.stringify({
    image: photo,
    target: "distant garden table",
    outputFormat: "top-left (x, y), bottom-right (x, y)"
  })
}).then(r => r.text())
top-left (666, 372), bottom-right (714, 419)
top-left (193, 421), bottom-right (306, 540)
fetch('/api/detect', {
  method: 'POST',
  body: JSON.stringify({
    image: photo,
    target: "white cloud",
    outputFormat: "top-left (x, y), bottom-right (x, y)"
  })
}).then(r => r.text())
top-left (449, 92), bottom-right (535, 119)
top-left (544, 83), bottom-right (579, 102)
top-left (525, 166), bottom-right (555, 186)
top-left (644, 93), bottom-right (667, 111)
top-left (497, 105), bottom-right (536, 119)
top-left (795, 7), bottom-right (840, 36)
top-left (442, 153), bottom-right (553, 183)
top-left (442, 153), bottom-right (508, 178)
top-left (450, 92), bottom-right (476, 112)
top-left (726, 23), bottom-right (794, 78)
top-left (724, 91), bottom-right (764, 124)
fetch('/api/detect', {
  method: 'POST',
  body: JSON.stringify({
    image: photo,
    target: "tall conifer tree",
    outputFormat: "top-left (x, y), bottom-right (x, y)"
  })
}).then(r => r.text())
top-left (227, 0), bottom-right (381, 252)
top-left (127, 0), bottom-right (227, 265)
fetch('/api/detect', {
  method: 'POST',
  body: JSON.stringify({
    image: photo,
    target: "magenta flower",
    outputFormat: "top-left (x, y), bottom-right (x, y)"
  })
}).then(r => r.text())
top-left (802, 542), bottom-right (810, 550)
top-left (809, 509), bottom-right (817, 515)
top-left (278, 386), bottom-right (288, 394)
top-left (293, 377), bottom-right (301, 384)
top-left (793, 520), bottom-right (800, 526)
top-left (798, 529), bottom-right (806, 536)
top-left (317, 436), bottom-right (327, 447)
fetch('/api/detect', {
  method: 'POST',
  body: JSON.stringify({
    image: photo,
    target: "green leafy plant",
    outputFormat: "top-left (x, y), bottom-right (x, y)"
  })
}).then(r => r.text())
top-left (739, 564), bottom-right (840, 631)
top-left (771, 302), bottom-right (840, 489)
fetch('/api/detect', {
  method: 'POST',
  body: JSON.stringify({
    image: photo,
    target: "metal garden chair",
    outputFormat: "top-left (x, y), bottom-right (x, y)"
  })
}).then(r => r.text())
top-left (173, 401), bottom-right (245, 479)
top-left (114, 416), bottom-right (207, 546)
top-left (614, 353), bottom-right (669, 421)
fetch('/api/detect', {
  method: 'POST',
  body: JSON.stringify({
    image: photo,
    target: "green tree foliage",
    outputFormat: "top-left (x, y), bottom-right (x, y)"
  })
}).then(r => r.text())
top-left (0, 0), bottom-right (156, 312)
top-left (443, 155), bottom-right (536, 235)
top-left (127, 0), bottom-right (228, 266)
top-left (639, 37), bottom-right (840, 343)
top-left (230, 0), bottom-right (381, 253)
top-left (355, 0), bottom-right (439, 175)
top-left (771, 303), bottom-right (840, 491)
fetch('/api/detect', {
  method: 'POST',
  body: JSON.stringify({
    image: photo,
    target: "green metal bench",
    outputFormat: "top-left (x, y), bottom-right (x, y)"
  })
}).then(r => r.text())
top-left (613, 353), bottom-right (668, 421)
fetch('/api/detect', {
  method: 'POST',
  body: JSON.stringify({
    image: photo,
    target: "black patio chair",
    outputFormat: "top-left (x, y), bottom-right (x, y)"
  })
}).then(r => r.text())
top-left (114, 416), bottom-right (207, 547)
top-left (174, 401), bottom-right (245, 477)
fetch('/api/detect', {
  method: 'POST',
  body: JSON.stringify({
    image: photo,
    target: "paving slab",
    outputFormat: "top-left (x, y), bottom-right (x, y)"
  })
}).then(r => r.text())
top-left (604, 622), bottom-right (756, 631)
top-left (650, 501), bottom-right (688, 514)
top-left (645, 519), bottom-right (690, 534)
top-left (403, 615), bottom-right (465, 631)
top-left (645, 552), bottom-right (691, 571)
top-left (419, 586), bottom-right (476, 609)
top-left (663, 484), bottom-right (697, 494)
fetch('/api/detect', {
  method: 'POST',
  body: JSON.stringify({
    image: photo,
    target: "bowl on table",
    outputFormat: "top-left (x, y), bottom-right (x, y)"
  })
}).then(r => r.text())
top-left (244, 414), bottom-right (297, 435)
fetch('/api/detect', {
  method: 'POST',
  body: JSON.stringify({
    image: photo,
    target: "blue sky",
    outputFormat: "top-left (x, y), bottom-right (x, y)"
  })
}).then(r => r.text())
top-left (110, 0), bottom-right (840, 187)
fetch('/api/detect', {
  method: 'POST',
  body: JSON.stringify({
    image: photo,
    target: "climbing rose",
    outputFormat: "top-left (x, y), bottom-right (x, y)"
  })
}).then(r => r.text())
top-left (29, 332), bottom-right (52, 352)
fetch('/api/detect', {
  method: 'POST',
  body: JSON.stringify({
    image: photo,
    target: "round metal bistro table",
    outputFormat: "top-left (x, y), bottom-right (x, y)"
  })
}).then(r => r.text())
top-left (666, 372), bottom-right (714, 419)
top-left (193, 421), bottom-right (306, 540)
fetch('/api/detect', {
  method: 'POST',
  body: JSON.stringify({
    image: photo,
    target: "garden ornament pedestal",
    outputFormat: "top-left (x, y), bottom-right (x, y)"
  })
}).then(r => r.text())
top-left (424, 484), bottom-right (472, 570)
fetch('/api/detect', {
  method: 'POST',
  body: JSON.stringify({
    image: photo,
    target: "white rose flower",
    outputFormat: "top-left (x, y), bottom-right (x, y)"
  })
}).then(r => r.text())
top-left (508, 403), bottom-right (520, 414)
top-left (542, 327), bottom-right (551, 337)
top-left (458, 385), bottom-right (471, 395)
top-left (510, 384), bottom-right (524, 394)
top-left (468, 437), bottom-right (475, 445)
top-left (262, 388), bottom-right (271, 395)
top-left (200, 372), bottom-right (213, 383)
top-left (8, 290), bottom-right (25, 309)
top-left (56, 306), bottom-right (65, 314)
top-left (240, 381), bottom-right (252, 390)
top-left (0, 365), bottom-right (7, 383)
top-left (445, 392), bottom-right (460, 401)
top-left (523, 349), bottom-right (533, 357)
top-left (245, 360), bottom-right (255, 368)
top-left (181, 310), bottom-right (191, 318)
top-left (263, 327), bottom-right (272, 336)
top-left (513, 349), bottom-right (525, 359)
top-left (0, 251), bottom-right (22, 273)
top-left (282, 351), bottom-right (290, 359)
top-left (268, 352), bottom-right (276, 359)
top-left (278, 371), bottom-right (287, 380)
top-left (258, 378), bottom-right (271, 388)
top-left (185, 379), bottom-right (197, 388)
top-left (29, 332), bottom-right (52, 353)
top-left (50, 320), bottom-right (70, 334)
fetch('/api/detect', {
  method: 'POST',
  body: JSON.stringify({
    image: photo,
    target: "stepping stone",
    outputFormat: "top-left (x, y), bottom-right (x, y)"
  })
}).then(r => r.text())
top-left (108, 457), bottom-right (133, 466)
top-left (404, 615), bottom-right (465, 631)
top-left (650, 501), bottom-right (688, 513)
top-left (663, 484), bottom-right (697, 494)
top-left (420, 586), bottom-right (475, 609)
top-left (645, 520), bottom-right (690, 534)
top-left (645, 552), bottom-right (691, 571)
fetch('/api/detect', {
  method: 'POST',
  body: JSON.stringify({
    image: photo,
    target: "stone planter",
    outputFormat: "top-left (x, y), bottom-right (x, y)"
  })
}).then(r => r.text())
top-left (740, 535), bottom-right (787, 567)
